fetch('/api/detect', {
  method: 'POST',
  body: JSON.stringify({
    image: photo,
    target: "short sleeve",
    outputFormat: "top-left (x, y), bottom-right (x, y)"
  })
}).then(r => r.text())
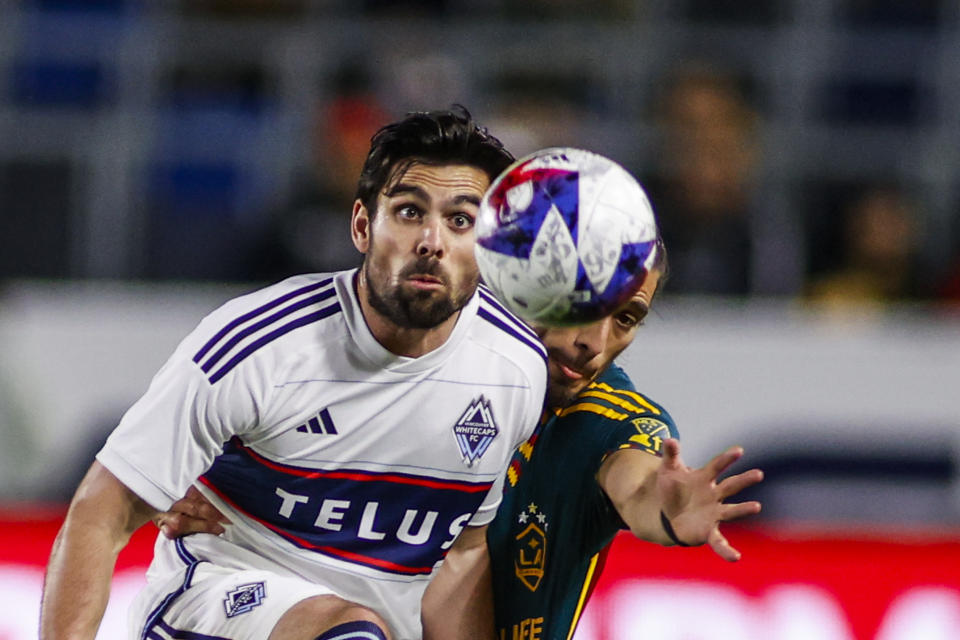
top-left (96, 330), bottom-right (260, 511)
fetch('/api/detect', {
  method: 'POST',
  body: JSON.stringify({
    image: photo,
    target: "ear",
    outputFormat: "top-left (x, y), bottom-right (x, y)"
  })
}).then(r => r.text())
top-left (351, 199), bottom-right (370, 253)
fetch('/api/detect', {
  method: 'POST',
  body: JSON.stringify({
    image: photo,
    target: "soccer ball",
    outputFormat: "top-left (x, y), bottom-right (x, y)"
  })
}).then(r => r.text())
top-left (475, 147), bottom-right (659, 326)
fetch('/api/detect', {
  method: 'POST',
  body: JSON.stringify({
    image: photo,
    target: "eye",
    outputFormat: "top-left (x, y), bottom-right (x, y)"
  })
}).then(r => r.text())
top-left (396, 204), bottom-right (422, 220)
top-left (614, 310), bottom-right (643, 329)
top-left (449, 213), bottom-right (474, 230)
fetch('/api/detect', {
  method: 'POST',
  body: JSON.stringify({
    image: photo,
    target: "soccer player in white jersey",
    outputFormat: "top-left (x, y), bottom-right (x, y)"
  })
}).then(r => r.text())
top-left (40, 107), bottom-right (548, 640)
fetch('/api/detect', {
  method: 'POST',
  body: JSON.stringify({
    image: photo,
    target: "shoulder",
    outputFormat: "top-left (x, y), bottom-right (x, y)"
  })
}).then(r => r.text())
top-left (188, 272), bottom-right (345, 385)
top-left (556, 363), bottom-right (679, 439)
top-left (470, 284), bottom-right (548, 374)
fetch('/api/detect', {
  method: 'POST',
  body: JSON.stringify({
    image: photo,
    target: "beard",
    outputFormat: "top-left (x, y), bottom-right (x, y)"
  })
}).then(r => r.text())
top-left (364, 254), bottom-right (478, 330)
top-left (545, 378), bottom-right (581, 410)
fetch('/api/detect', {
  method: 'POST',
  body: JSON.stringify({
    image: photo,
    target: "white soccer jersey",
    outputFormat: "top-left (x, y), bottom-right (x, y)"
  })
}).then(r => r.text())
top-left (97, 269), bottom-right (547, 640)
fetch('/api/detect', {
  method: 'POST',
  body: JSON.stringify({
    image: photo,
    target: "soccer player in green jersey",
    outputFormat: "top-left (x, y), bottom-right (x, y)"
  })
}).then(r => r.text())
top-left (420, 238), bottom-right (763, 640)
top-left (157, 225), bottom-right (763, 640)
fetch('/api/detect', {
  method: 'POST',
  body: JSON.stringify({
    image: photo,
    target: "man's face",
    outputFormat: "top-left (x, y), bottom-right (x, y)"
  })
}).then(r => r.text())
top-left (537, 270), bottom-right (662, 409)
top-left (353, 162), bottom-right (490, 329)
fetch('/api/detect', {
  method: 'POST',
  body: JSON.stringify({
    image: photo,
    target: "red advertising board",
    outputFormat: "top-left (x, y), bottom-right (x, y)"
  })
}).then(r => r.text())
top-left (4, 508), bottom-right (959, 640)
top-left (578, 524), bottom-right (960, 640)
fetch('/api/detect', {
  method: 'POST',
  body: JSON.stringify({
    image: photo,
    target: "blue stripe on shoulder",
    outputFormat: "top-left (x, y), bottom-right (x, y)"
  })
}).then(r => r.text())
top-left (477, 286), bottom-right (541, 342)
top-left (193, 277), bottom-right (334, 365)
top-left (478, 307), bottom-right (547, 364)
top-left (199, 287), bottom-right (337, 374)
top-left (207, 302), bottom-right (342, 384)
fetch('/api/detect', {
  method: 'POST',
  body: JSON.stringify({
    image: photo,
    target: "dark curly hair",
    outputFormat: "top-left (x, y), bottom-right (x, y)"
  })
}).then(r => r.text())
top-left (354, 105), bottom-right (514, 215)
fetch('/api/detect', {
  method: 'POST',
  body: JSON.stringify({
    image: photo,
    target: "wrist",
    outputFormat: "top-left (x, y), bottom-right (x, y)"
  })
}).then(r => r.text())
top-left (659, 510), bottom-right (693, 547)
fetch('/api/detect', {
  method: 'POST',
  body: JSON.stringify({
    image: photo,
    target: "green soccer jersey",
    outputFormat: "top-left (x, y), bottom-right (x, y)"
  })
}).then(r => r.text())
top-left (487, 363), bottom-right (679, 640)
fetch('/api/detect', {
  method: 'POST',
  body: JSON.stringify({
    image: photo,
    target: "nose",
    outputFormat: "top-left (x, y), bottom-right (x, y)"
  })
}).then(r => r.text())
top-left (573, 319), bottom-right (610, 362)
top-left (416, 217), bottom-right (445, 259)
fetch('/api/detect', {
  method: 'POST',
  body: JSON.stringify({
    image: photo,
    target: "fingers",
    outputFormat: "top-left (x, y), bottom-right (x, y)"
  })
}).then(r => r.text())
top-left (717, 468), bottom-right (764, 500)
top-left (155, 511), bottom-right (227, 538)
top-left (661, 438), bottom-right (682, 468)
top-left (721, 500), bottom-right (762, 522)
top-left (707, 528), bottom-right (741, 562)
top-left (170, 487), bottom-right (202, 519)
top-left (170, 487), bottom-right (231, 524)
top-left (156, 513), bottom-right (178, 539)
top-left (705, 445), bottom-right (744, 478)
top-left (197, 499), bottom-right (231, 525)
top-left (168, 497), bottom-right (198, 519)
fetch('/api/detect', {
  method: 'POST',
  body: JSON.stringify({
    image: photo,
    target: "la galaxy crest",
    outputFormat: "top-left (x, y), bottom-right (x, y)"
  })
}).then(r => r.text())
top-left (453, 395), bottom-right (499, 466)
top-left (514, 502), bottom-right (549, 591)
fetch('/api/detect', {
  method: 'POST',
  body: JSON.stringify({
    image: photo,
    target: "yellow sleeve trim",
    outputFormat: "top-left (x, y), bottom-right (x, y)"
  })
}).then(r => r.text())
top-left (557, 402), bottom-right (628, 421)
top-left (577, 389), bottom-right (660, 417)
top-left (566, 552), bottom-right (600, 640)
top-left (517, 439), bottom-right (535, 462)
top-left (589, 382), bottom-right (661, 415)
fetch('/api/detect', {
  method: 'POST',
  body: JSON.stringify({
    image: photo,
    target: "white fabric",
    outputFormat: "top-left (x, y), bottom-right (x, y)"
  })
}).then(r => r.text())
top-left (98, 270), bottom-right (546, 640)
top-left (127, 552), bottom-right (338, 640)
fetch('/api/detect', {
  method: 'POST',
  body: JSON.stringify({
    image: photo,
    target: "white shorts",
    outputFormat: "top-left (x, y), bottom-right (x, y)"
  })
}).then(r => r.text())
top-left (129, 561), bottom-right (338, 640)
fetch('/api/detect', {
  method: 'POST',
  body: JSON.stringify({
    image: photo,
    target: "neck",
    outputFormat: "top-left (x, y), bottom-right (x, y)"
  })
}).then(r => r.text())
top-left (354, 270), bottom-right (461, 358)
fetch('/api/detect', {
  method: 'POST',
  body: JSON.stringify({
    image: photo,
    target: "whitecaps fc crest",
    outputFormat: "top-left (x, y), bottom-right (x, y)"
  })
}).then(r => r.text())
top-left (223, 581), bottom-right (265, 618)
top-left (453, 395), bottom-right (499, 466)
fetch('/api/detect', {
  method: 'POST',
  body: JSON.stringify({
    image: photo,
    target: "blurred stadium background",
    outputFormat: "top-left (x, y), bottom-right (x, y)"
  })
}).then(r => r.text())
top-left (1, 0), bottom-right (959, 638)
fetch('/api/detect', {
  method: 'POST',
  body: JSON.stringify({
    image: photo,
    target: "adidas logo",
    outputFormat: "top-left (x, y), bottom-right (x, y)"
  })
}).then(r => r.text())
top-left (295, 408), bottom-right (338, 435)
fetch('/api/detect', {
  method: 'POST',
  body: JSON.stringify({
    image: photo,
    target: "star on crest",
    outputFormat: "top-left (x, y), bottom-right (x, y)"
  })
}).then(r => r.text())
top-left (518, 512), bottom-right (529, 524)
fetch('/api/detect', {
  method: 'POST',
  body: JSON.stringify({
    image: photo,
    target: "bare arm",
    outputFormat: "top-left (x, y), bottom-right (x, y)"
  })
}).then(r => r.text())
top-left (597, 438), bottom-right (763, 561)
top-left (40, 461), bottom-right (159, 640)
top-left (421, 524), bottom-right (495, 640)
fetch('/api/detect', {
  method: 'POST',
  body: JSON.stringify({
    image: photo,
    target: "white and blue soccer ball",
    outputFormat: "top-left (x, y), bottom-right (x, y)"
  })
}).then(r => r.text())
top-left (475, 147), bottom-right (660, 326)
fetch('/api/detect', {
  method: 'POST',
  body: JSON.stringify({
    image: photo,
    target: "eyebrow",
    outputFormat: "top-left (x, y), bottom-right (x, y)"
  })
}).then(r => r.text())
top-left (453, 194), bottom-right (482, 207)
top-left (384, 183), bottom-right (482, 207)
top-left (625, 298), bottom-right (650, 318)
top-left (384, 183), bottom-right (428, 200)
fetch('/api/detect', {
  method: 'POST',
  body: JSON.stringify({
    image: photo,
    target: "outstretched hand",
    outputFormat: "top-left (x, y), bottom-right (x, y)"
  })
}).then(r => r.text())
top-left (155, 486), bottom-right (230, 539)
top-left (657, 438), bottom-right (763, 562)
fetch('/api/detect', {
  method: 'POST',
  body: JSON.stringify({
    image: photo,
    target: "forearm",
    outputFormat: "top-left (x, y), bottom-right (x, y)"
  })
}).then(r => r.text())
top-left (422, 525), bottom-right (495, 640)
top-left (40, 462), bottom-right (157, 640)
top-left (41, 513), bottom-right (125, 639)
top-left (597, 449), bottom-right (675, 546)
top-left (611, 468), bottom-right (675, 546)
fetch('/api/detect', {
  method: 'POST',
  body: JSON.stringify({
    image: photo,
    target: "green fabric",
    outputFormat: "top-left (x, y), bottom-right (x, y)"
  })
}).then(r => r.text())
top-left (487, 363), bottom-right (679, 640)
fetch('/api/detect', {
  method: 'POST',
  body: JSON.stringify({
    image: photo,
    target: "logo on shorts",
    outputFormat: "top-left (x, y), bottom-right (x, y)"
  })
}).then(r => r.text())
top-left (452, 395), bottom-right (499, 466)
top-left (223, 581), bottom-right (266, 618)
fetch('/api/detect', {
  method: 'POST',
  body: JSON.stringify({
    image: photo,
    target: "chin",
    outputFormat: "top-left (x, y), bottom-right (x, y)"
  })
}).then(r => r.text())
top-left (547, 386), bottom-right (579, 410)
